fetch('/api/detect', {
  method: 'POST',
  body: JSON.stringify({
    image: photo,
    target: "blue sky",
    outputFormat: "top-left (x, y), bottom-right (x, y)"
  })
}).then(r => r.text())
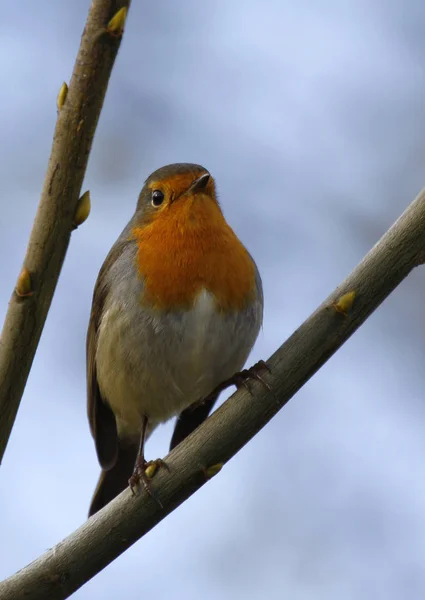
top-left (1, 2), bottom-right (425, 599)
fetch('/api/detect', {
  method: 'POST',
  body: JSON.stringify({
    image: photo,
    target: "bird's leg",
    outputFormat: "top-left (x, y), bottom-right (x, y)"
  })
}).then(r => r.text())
top-left (129, 415), bottom-right (168, 507)
top-left (201, 360), bottom-right (274, 405)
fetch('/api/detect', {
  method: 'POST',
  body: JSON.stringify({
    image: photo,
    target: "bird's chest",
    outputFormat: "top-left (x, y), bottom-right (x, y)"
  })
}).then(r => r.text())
top-left (132, 218), bottom-right (256, 313)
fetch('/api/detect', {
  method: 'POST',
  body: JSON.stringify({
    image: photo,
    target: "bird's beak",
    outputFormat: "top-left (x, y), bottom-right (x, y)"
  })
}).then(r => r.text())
top-left (188, 173), bottom-right (210, 194)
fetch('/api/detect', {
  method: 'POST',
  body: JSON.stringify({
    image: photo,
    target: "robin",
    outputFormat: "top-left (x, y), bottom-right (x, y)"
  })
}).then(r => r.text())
top-left (87, 163), bottom-right (263, 516)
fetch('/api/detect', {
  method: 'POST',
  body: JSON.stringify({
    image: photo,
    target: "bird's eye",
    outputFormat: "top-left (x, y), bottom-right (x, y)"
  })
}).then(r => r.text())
top-left (151, 190), bottom-right (164, 207)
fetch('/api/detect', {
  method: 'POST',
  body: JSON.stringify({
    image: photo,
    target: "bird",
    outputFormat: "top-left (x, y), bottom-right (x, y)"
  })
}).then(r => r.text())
top-left (86, 163), bottom-right (263, 516)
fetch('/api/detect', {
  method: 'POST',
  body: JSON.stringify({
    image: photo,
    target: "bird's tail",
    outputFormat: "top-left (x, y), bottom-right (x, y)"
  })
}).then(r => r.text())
top-left (88, 442), bottom-right (137, 517)
top-left (170, 391), bottom-right (220, 451)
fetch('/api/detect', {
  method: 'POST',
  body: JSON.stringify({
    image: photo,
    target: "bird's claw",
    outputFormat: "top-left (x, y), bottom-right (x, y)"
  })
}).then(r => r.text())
top-left (230, 360), bottom-right (272, 394)
top-left (203, 360), bottom-right (274, 400)
top-left (128, 458), bottom-right (168, 508)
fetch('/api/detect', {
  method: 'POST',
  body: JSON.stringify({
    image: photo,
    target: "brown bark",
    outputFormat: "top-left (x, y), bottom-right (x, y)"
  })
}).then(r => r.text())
top-left (0, 0), bottom-right (131, 464)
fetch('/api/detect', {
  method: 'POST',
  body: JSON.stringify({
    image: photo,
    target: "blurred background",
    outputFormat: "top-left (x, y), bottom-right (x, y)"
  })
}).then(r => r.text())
top-left (1, 1), bottom-right (425, 598)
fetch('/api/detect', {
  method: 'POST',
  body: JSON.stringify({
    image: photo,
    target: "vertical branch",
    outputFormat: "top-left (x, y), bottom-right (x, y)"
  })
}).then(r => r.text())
top-left (0, 0), bottom-right (131, 463)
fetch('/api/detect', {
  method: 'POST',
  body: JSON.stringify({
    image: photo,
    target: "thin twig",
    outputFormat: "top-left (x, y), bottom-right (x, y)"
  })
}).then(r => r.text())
top-left (1, 186), bottom-right (425, 600)
top-left (0, 0), bottom-right (131, 464)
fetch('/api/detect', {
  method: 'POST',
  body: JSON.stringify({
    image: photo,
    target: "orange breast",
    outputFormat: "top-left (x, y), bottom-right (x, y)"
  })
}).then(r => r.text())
top-left (131, 198), bottom-right (256, 312)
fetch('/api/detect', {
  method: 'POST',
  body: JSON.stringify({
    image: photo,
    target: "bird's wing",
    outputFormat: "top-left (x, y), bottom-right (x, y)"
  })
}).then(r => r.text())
top-left (87, 242), bottom-right (128, 470)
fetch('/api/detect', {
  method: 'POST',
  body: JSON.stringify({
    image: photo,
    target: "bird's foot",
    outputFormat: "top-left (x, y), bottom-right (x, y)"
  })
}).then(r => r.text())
top-left (216, 360), bottom-right (272, 395)
top-left (129, 458), bottom-right (169, 508)
top-left (198, 360), bottom-right (274, 407)
top-left (228, 360), bottom-right (272, 395)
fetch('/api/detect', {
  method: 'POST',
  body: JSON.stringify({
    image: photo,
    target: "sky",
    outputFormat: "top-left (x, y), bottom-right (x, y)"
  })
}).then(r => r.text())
top-left (1, 1), bottom-right (425, 599)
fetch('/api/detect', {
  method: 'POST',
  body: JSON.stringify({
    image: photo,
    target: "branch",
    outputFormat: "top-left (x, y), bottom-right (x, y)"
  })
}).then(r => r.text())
top-left (2, 188), bottom-right (425, 600)
top-left (0, 0), bottom-right (131, 463)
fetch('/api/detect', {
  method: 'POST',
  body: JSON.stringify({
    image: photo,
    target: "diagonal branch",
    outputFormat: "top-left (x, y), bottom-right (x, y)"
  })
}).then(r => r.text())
top-left (0, 0), bottom-right (131, 463)
top-left (2, 187), bottom-right (425, 600)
